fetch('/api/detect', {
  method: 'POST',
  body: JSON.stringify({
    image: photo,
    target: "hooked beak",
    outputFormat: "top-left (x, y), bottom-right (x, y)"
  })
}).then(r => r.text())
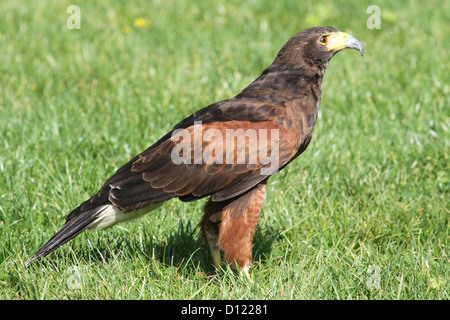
top-left (343, 33), bottom-right (364, 56)
top-left (327, 32), bottom-right (364, 56)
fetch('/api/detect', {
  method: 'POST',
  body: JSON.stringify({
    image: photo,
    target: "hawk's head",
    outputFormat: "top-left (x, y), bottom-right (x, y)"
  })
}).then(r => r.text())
top-left (276, 26), bottom-right (363, 69)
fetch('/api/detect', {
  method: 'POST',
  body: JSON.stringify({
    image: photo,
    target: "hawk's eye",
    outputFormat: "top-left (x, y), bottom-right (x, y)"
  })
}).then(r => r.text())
top-left (319, 35), bottom-right (328, 44)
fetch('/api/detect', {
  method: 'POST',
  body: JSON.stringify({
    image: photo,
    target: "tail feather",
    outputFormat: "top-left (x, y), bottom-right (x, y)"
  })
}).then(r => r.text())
top-left (25, 200), bottom-right (161, 266)
top-left (25, 204), bottom-right (103, 266)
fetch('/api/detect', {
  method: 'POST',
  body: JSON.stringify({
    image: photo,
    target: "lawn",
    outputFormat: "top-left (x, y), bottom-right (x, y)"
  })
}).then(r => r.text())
top-left (0, 0), bottom-right (448, 300)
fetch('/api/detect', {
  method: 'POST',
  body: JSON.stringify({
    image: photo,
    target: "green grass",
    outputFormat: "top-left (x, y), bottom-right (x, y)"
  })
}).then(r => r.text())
top-left (0, 0), bottom-right (448, 299)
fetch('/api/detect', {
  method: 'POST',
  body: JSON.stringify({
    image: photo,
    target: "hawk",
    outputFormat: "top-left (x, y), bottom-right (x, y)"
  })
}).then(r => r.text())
top-left (26, 27), bottom-right (363, 277)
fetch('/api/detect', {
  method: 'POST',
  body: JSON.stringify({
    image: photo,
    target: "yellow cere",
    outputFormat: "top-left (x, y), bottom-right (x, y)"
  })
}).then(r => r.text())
top-left (326, 32), bottom-right (349, 51)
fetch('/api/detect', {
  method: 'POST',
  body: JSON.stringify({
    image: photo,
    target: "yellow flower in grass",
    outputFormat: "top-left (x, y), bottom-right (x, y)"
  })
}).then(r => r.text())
top-left (133, 18), bottom-right (147, 28)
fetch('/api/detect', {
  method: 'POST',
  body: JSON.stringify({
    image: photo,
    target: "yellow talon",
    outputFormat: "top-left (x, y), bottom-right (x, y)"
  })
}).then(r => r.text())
top-left (211, 249), bottom-right (222, 270)
top-left (241, 267), bottom-right (254, 284)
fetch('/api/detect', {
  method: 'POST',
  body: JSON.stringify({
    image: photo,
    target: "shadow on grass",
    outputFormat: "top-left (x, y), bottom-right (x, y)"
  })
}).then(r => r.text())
top-left (65, 218), bottom-right (282, 274)
top-left (147, 220), bottom-right (282, 273)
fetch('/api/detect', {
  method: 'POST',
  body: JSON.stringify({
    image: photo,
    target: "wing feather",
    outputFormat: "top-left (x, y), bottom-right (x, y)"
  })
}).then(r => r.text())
top-left (98, 101), bottom-right (304, 212)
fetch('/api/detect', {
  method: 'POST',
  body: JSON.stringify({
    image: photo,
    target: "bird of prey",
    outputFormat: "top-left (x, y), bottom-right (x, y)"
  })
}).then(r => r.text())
top-left (26, 27), bottom-right (363, 276)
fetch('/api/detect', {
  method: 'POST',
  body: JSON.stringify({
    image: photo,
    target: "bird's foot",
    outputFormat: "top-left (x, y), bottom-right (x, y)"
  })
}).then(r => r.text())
top-left (239, 266), bottom-right (254, 284)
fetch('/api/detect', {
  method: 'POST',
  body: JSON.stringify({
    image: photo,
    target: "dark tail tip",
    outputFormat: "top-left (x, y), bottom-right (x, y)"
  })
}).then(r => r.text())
top-left (25, 228), bottom-right (77, 267)
top-left (25, 205), bottom-right (101, 267)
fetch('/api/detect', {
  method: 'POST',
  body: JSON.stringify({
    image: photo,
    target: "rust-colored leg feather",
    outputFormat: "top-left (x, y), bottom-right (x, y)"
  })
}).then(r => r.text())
top-left (201, 182), bottom-right (267, 272)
